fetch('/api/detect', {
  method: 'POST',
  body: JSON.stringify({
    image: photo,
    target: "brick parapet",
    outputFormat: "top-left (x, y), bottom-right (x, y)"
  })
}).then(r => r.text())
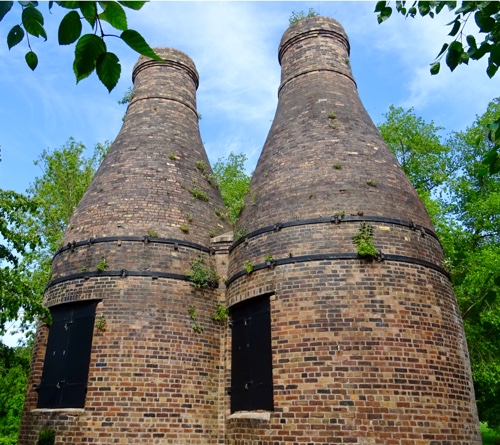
top-left (278, 17), bottom-right (353, 91)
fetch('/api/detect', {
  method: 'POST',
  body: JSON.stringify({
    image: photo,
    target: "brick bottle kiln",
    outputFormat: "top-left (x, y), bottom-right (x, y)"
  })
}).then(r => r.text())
top-left (20, 16), bottom-right (481, 445)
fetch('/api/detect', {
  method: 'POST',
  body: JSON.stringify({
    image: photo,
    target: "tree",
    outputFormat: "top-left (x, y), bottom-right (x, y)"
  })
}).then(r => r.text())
top-left (0, 343), bottom-right (31, 445)
top-left (0, 139), bottom-right (107, 340)
top-left (0, 186), bottom-right (41, 336)
top-left (212, 152), bottom-right (251, 225)
top-left (0, 139), bottom-right (107, 444)
top-left (378, 105), bottom-right (455, 193)
top-left (378, 99), bottom-right (500, 430)
top-left (0, 1), bottom-right (160, 92)
top-left (442, 100), bottom-right (500, 429)
top-left (374, 1), bottom-right (500, 176)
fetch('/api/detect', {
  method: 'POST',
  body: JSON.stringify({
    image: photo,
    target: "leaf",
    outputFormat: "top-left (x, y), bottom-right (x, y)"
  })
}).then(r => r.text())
top-left (0, 1), bottom-right (13, 22)
top-left (120, 29), bottom-right (161, 60)
top-left (437, 42), bottom-right (449, 58)
top-left (455, 1), bottom-right (477, 14)
top-left (118, 1), bottom-right (146, 10)
top-left (99, 1), bottom-right (127, 31)
top-left (95, 51), bottom-right (121, 92)
top-left (466, 34), bottom-right (477, 49)
top-left (79, 1), bottom-right (97, 27)
top-left (486, 61), bottom-right (499, 79)
top-left (430, 61), bottom-right (440, 75)
top-left (448, 19), bottom-right (460, 36)
top-left (482, 146), bottom-right (500, 173)
top-left (418, 1), bottom-right (431, 16)
top-left (377, 6), bottom-right (393, 23)
top-left (25, 51), bottom-right (38, 70)
top-left (474, 10), bottom-right (495, 33)
top-left (487, 120), bottom-right (500, 142)
top-left (58, 10), bottom-right (82, 45)
top-left (461, 51), bottom-right (470, 64)
top-left (374, 1), bottom-right (387, 13)
top-left (21, 5), bottom-right (47, 40)
top-left (7, 25), bottom-right (24, 49)
top-left (445, 41), bottom-right (463, 71)
top-left (73, 33), bottom-right (106, 82)
top-left (470, 41), bottom-right (491, 61)
top-left (55, 1), bottom-right (79, 8)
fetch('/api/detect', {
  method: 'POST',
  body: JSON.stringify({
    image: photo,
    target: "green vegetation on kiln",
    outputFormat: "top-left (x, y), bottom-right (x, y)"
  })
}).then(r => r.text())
top-left (352, 223), bottom-right (379, 259)
top-left (185, 257), bottom-right (219, 290)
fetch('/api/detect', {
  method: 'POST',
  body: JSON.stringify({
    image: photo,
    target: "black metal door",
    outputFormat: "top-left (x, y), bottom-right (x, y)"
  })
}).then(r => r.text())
top-left (230, 295), bottom-right (273, 412)
top-left (37, 300), bottom-right (97, 408)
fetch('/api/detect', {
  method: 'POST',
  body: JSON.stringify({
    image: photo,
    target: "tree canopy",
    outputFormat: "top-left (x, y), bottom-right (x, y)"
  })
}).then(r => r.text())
top-left (212, 152), bottom-right (251, 226)
top-left (378, 99), bottom-right (500, 431)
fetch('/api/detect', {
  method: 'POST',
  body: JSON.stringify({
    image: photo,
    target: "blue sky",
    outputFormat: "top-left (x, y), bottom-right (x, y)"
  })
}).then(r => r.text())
top-left (1, 1), bottom-right (500, 196)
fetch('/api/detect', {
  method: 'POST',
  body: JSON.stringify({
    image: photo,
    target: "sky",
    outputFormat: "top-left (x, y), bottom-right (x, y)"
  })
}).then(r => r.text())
top-left (1, 2), bottom-right (499, 345)
top-left (1, 0), bottom-right (500, 196)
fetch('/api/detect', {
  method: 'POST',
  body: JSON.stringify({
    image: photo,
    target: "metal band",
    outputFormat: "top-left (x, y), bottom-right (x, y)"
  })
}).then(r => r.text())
top-left (46, 270), bottom-right (192, 290)
top-left (230, 215), bottom-right (438, 253)
top-left (225, 252), bottom-right (449, 287)
top-left (53, 236), bottom-right (212, 260)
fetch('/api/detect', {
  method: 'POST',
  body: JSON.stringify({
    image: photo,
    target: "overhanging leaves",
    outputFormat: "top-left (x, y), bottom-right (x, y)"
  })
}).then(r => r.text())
top-left (21, 5), bottom-right (46, 40)
top-left (0, 1), bottom-right (13, 22)
top-left (7, 25), bottom-right (24, 49)
top-left (96, 51), bottom-right (121, 92)
top-left (73, 33), bottom-right (106, 82)
top-left (25, 51), bottom-right (38, 70)
top-left (118, 1), bottom-right (147, 10)
top-left (120, 29), bottom-right (161, 61)
top-left (58, 10), bottom-right (82, 45)
top-left (99, 1), bottom-right (127, 30)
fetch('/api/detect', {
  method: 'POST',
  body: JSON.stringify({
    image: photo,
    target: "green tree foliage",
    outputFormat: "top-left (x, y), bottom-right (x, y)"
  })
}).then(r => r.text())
top-left (28, 139), bottom-right (107, 254)
top-left (212, 152), bottom-right (251, 225)
top-left (378, 105), bottom-right (455, 193)
top-left (443, 99), bottom-right (500, 430)
top-left (0, 181), bottom-right (41, 335)
top-left (0, 343), bottom-right (31, 445)
top-left (378, 99), bottom-right (500, 430)
top-left (0, 140), bottom-right (106, 444)
top-left (0, 1), bottom-right (160, 92)
top-left (0, 139), bottom-right (107, 338)
top-left (374, 1), bottom-right (500, 177)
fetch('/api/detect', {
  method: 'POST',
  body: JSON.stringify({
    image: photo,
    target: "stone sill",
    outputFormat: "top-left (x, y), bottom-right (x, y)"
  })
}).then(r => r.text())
top-left (228, 411), bottom-right (272, 421)
top-left (31, 408), bottom-right (85, 415)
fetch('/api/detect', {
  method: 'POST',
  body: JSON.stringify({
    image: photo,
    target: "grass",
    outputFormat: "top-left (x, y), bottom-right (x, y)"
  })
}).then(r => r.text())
top-left (481, 422), bottom-right (500, 444)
